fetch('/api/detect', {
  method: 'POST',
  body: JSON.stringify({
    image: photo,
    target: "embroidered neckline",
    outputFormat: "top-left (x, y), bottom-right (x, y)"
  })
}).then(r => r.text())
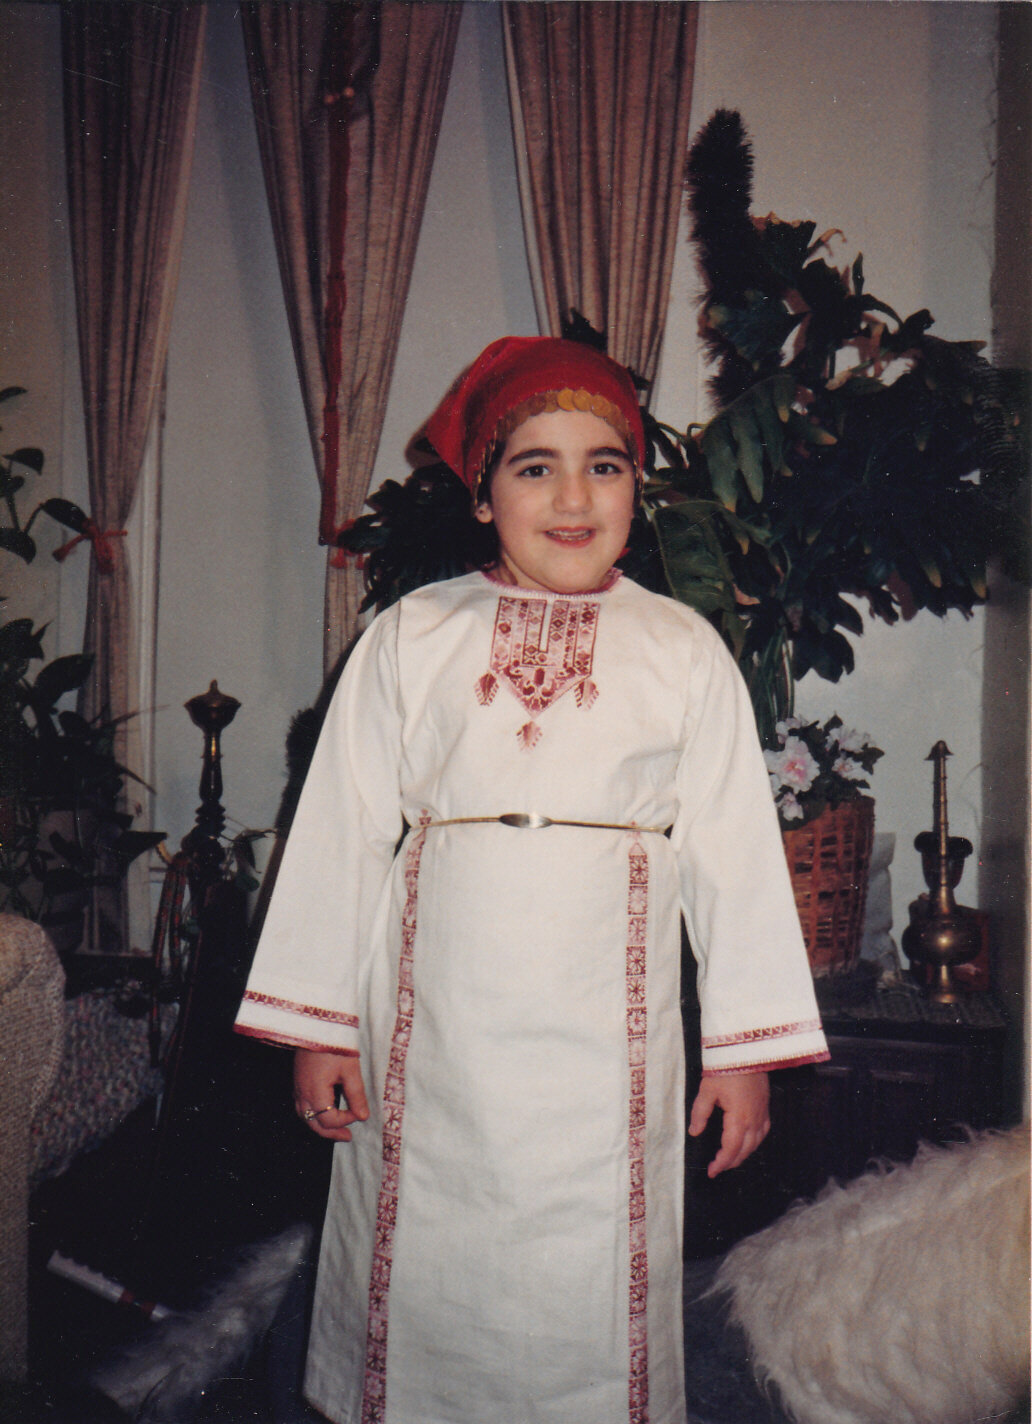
top-left (476, 591), bottom-right (602, 748)
top-left (479, 565), bottom-right (623, 599)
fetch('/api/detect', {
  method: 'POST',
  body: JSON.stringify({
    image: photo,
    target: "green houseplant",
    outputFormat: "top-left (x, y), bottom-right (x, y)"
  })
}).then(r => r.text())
top-left (638, 110), bottom-right (1026, 973)
top-left (642, 109), bottom-right (1028, 744)
top-left (0, 386), bottom-right (163, 957)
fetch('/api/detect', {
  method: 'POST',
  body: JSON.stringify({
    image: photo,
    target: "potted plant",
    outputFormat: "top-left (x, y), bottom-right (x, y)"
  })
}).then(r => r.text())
top-left (634, 110), bottom-right (1027, 973)
top-left (0, 386), bottom-right (163, 960)
top-left (642, 109), bottom-right (1028, 744)
top-left (760, 715), bottom-right (882, 975)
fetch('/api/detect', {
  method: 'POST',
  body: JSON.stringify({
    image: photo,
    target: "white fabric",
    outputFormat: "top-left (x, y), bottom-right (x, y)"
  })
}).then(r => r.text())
top-left (236, 571), bottom-right (827, 1424)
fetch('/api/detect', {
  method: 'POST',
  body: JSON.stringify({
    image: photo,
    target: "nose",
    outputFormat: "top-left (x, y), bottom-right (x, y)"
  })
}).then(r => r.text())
top-left (554, 467), bottom-right (591, 514)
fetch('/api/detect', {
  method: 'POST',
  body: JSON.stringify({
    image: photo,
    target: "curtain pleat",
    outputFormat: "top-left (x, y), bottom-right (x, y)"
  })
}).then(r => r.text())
top-left (241, 2), bottom-right (461, 671)
top-left (61, 1), bottom-right (205, 951)
top-left (502, 1), bottom-right (698, 391)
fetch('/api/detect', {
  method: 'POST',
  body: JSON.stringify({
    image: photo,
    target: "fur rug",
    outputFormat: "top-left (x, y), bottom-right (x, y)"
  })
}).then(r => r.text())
top-left (91, 1222), bottom-right (312, 1422)
top-left (714, 1125), bottom-right (1031, 1424)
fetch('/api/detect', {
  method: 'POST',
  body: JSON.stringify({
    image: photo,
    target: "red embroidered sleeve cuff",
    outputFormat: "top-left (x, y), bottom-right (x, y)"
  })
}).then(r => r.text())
top-left (233, 988), bottom-right (360, 1056)
top-left (701, 1018), bottom-right (829, 1075)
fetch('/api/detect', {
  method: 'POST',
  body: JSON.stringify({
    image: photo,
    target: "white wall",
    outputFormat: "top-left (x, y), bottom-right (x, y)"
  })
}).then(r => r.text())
top-left (0, 1), bottom-right (1003, 946)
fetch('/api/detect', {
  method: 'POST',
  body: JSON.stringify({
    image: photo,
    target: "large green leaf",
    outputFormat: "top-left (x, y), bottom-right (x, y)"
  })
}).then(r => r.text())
top-left (652, 501), bottom-right (740, 614)
top-left (40, 497), bottom-right (89, 532)
top-left (0, 527), bottom-right (36, 562)
top-left (30, 653), bottom-right (94, 708)
top-left (0, 617), bottom-right (45, 663)
top-left (110, 829), bottom-right (167, 867)
top-left (708, 292), bottom-right (801, 367)
top-left (758, 218), bottom-right (816, 287)
top-left (8, 447), bottom-right (43, 474)
top-left (753, 389), bottom-right (788, 475)
top-left (701, 422), bottom-right (740, 510)
top-left (729, 406), bottom-right (765, 502)
top-left (697, 374), bottom-right (795, 508)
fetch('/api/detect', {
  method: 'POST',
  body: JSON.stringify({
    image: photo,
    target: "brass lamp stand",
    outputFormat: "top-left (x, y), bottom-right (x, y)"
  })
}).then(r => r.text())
top-left (182, 679), bottom-right (241, 897)
top-left (902, 741), bottom-right (981, 1004)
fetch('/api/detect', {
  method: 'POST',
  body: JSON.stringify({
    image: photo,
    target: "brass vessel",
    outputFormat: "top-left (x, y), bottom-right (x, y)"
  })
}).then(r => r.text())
top-left (901, 741), bottom-right (981, 1004)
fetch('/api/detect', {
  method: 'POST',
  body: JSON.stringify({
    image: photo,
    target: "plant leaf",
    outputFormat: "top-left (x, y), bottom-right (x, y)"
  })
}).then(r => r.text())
top-left (110, 829), bottom-right (167, 867)
top-left (729, 406), bottom-right (765, 502)
top-left (8, 447), bottom-right (43, 474)
top-left (701, 421), bottom-right (740, 511)
top-left (41, 497), bottom-right (89, 532)
top-left (0, 528), bottom-right (36, 562)
top-left (31, 653), bottom-right (94, 707)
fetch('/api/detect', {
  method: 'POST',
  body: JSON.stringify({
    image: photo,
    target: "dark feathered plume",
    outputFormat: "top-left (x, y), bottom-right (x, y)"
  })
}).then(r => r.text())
top-left (685, 110), bottom-right (773, 405)
top-left (685, 110), bottom-right (760, 308)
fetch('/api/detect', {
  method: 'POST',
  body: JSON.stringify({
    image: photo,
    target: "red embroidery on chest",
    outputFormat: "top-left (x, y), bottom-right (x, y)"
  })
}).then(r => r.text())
top-left (478, 596), bottom-right (601, 747)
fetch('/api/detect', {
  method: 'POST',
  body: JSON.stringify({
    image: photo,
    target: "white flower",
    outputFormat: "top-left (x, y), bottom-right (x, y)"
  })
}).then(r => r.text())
top-left (775, 716), bottom-right (804, 741)
top-left (830, 725), bottom-right (870, 754)
top-left (833, 754), bottom-right (867, 782)
top-left (764, 751), bottom-right (789, 793)
top-left (764, 736), bottom-right (820, 793)
top-left (779, 790), bottom-right (804, 821)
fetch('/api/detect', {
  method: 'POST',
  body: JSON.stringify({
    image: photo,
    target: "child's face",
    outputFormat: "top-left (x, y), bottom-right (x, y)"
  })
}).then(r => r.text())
top-left (474, 409), bottom-right (636, 594)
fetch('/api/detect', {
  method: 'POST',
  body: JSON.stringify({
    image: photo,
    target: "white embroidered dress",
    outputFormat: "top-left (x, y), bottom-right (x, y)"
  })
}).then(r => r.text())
top-left (236, 571), bottom-right (827, 1424)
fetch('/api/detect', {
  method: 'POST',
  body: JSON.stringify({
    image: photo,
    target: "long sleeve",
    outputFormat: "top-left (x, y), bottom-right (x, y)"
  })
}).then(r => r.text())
top-left (671, 620), bottom-right (829, 1074)
top-left (235, 604), bottom-right (404, 1055)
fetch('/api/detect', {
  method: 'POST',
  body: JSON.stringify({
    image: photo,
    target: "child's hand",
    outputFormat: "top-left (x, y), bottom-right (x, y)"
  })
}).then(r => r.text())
top-left (294, 1049), bottom-right (370, 1142)
top-left (688, 1071), bottom-right (770, 1179)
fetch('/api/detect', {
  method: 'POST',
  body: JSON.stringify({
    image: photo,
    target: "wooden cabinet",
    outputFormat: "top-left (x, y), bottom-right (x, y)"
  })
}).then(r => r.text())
top-left (682, 979), bottom-right (1007, 1259)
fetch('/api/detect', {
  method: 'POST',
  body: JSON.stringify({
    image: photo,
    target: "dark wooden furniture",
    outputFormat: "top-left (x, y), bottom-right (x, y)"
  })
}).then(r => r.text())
top-left (683, 973), bottom-right (1008, 1260)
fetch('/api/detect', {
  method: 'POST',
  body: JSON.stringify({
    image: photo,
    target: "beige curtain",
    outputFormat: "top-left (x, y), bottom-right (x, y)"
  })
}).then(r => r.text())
top-left (241, 2), bottom-right (461, 671)
top-left (503, 1), bottom-right (698, 391)
top-left (61, 2), bottom-right (205, 952)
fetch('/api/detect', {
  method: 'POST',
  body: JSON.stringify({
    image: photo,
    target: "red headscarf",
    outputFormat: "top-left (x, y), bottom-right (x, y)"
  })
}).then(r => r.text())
top-left (423, 337), bottom-right (646, 500)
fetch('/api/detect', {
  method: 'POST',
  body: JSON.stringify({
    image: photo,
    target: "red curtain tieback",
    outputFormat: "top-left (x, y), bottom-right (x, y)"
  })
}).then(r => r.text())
top-left (53, 521), bottom-right (128, 574)
top-left (329, 518), bottom-right (365, 570)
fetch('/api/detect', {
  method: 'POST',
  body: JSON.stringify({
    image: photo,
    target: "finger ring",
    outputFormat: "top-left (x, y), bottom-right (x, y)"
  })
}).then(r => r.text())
top-left (303, 1105), bottom-right (337, 1122)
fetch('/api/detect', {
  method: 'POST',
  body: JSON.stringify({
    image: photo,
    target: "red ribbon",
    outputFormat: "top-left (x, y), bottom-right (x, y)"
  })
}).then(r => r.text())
top-left (329, 519), bottom-right (364, 571)
top-left (53, 521), bottom-right (127, 574)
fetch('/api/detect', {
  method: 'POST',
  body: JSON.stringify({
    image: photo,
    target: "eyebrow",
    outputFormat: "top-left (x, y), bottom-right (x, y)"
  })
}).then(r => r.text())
top-left (504, 445), bottom-right (631, 464)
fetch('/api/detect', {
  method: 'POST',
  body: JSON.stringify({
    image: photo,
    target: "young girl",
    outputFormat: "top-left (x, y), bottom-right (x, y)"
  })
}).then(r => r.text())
top-left (236, 337), bottom-right (828, 1424)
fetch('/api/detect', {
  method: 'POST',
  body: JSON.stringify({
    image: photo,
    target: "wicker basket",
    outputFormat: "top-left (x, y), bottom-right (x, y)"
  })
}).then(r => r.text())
top-left (782, 797), bottom-right (875, 976)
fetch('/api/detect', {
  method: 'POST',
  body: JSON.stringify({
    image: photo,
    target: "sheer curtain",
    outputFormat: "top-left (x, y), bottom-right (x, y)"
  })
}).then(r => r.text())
top-left (61, 1), bottom-right (206, 951)
top-left (240, 2), bottom-right (461, 670)
top-left (502, 1), bottom-right (698, 390)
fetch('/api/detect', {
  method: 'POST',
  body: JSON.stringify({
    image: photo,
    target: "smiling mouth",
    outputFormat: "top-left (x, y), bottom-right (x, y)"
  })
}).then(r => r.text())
top-left (545, 528), bottom-right (595, 545)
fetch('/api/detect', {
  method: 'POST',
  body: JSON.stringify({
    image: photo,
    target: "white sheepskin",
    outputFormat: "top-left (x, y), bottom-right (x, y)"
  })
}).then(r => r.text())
top-left (92, 1221), bottom-right (312, 1422)
top-left (715, 1125), bottom-right (1030, 1424)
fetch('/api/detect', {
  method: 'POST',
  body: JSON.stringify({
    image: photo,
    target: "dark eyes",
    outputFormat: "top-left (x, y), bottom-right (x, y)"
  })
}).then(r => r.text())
top-left (512, 460), bottom-right (629, 479)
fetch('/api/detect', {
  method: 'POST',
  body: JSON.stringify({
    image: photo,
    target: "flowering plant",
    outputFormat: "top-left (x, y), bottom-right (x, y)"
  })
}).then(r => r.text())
top-left (764, 715), bottom-right (882, 829)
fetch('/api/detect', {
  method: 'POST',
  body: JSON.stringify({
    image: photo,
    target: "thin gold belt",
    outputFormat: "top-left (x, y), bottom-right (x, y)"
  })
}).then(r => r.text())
top-left (422, 812), bottom-right (669, 834)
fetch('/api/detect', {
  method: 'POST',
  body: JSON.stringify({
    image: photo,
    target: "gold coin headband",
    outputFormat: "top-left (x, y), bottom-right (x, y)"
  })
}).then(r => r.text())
top-left (473, 387), bottom-right (641, 506)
